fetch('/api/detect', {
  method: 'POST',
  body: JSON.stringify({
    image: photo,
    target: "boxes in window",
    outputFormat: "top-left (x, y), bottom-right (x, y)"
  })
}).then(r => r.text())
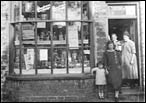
top-left (22, 23), bottom-right (34, 40)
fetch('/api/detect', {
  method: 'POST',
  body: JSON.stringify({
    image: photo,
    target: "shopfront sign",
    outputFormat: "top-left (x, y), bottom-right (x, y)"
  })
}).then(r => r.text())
top-left (108, 5), bottom-right (136, 16)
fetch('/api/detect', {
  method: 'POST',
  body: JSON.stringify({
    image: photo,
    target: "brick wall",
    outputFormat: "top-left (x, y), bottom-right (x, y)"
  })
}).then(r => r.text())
top-left (1, 1), bottom-right (10, 102)
top-left (91, 1), bottom-right (109, 64)
top-left (4, 75), bottom-right (96, 102)
top-left (140, 1), bottom-right (145, 90)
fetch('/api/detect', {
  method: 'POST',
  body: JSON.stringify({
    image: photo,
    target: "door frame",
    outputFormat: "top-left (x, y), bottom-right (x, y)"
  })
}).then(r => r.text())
top-left (107, 2), bottom-right (142, 87)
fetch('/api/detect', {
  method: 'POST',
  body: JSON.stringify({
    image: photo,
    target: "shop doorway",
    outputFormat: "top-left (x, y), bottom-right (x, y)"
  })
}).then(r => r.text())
top-left (108, 19), bottom-right (140, 87)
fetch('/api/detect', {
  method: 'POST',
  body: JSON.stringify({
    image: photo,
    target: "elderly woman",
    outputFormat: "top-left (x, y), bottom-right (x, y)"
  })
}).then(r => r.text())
top-left (121, 31), bottom-right (138, 88)
top-left (103, 41), bottom-right (122, 102)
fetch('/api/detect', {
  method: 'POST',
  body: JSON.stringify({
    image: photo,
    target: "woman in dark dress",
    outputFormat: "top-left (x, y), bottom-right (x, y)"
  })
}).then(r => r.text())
top-left (103, 41), bottom-right (122, 102)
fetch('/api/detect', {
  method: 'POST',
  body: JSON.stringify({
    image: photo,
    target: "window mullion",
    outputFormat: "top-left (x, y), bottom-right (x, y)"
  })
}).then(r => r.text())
top-left (81, 1), bottom-right (84, 73)
top-left (50, 1), bottom-right (53, 74)
top-left (66, 1), bottom-right (69, 74)
top-left (34, 1), bottom-right (38, 75)
top-left (19, 23), bottom-right (22, 75)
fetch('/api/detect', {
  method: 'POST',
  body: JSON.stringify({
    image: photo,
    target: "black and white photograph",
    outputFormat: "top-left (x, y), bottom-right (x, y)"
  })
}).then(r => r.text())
top-left (1, 1), bottom-right (145, 102)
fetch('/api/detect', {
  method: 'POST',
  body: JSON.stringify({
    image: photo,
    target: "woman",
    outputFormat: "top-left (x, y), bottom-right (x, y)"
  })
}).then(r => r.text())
top-left (103, 41), bottom-right (122, 102)
top-left (121, 31), bottom-right (138, 87)
top-left (111, 33), bottom-right (122, 52)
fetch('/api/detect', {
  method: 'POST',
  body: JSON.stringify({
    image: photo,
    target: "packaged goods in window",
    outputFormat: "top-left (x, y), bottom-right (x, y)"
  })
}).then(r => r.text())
top-left (24, 49), bottom-right (34, 70)
top-left (22, 23), bottom-right (34, 40)
top-left (22, 1), bottom-right (35, 12)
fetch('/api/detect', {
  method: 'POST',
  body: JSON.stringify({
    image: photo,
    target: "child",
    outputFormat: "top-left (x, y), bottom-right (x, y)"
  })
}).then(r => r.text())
top-left (91, 61), bottom-right (108, 99)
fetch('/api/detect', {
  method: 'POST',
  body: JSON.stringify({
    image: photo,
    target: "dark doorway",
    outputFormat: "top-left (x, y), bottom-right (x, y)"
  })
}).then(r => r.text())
top-left (108, 19), bottom-right (139, 87)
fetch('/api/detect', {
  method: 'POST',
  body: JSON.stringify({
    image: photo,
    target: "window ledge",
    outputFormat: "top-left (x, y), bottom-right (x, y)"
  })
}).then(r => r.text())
top-left (6, 73), bottom-right (94, 81)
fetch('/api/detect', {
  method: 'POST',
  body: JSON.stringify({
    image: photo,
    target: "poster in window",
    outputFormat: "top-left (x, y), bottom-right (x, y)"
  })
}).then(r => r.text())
top-left (68, 25), bottom-right (79, 48)
top-left (24, 49), bottom-right (34, 70)
top-left (40, 49), bottom-right (48, 61)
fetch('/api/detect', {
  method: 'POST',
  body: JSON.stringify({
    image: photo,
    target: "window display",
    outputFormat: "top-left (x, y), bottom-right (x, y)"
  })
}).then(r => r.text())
top-left (11, 1), bottom-right (92, 75)
top-left (68, 1), bottom-right (81, 20)
top-left (22, 1), bottom-right (35, 20)
top-left (53, 48), bottom-right (67, 69)
top-left (52, 1), bottom-right (66, 20)
top-left (37, 1), bottom-right (51, 20)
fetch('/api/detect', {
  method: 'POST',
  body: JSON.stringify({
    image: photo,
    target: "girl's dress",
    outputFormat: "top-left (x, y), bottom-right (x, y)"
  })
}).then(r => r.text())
top-left (92, 67), bottom-right (106, 85)
top-left (103, 50), bottom-right (122, 90)
top-left (121, 40), bottom-right (138, 79)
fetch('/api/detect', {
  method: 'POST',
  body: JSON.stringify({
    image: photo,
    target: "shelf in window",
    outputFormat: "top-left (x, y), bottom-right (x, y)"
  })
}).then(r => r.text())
top-left (22, 40), bottom-right (66, 45)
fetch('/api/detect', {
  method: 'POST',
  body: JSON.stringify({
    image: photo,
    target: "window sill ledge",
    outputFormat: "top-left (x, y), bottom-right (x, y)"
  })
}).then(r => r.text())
top-left (6, 73), bottom-right (94, 81)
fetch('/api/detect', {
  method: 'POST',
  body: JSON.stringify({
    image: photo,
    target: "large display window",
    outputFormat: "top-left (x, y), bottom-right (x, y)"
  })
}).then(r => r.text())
top-left (10, 1), bottom-right (93, 75)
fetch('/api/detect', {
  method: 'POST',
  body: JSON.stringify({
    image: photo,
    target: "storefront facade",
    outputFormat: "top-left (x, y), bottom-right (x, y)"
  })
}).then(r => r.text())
top-left (1, 1), bottom-right (145, 102)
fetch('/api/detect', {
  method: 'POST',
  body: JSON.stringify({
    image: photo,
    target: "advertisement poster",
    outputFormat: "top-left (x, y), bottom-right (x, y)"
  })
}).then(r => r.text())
top-left (68, 25), bottom-right (79, 48)
top-left (40, 49), bottom-right (48, 61)
top-left (24, 49), bottom-right (34, 70)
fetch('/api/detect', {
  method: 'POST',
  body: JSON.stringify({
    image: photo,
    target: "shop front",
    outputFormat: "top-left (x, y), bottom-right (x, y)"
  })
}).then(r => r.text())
top-left (2, 1), bottom-right (145, 102)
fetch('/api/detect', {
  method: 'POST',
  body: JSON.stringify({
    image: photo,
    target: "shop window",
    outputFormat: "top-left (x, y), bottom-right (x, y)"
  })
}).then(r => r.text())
top-left (10, 1), bottom-right (93, 75)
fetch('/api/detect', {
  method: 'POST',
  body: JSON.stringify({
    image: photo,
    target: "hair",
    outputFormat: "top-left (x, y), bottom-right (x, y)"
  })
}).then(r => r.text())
top-left (106, 40), bottom-right (115, 50)
top-left (111, 33), bottom-right (117, 37)
top-left (96, 61), bottom-right (104, 67)
top-left (123, 30), bottom-right (130, 37)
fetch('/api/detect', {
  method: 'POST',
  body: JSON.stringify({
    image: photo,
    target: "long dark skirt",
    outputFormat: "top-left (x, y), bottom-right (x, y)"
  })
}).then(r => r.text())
top-left (107, 66), bottom-right (122, 91)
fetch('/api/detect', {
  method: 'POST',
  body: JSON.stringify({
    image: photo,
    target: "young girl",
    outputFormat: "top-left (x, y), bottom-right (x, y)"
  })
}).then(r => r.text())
top-left (91, 61), bottom-right (108, 99)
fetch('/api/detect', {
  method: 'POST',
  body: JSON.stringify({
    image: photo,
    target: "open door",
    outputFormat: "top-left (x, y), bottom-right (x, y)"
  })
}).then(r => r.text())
top-left (108, 19), bottom-right (139, 87)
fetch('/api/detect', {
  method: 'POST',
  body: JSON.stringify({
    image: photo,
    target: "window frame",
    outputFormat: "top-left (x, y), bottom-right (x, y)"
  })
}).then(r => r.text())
top-left (10, 1), bottom-right (94, 75)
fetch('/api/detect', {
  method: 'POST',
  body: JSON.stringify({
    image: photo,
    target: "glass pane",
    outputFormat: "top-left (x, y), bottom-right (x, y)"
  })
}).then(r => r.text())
top-left (68, 1), bottom-right (81, 20)
top-left (21, 48), bottom-right (35, 75)
top-left (53, 48), bottom-right (67, 74)
top-left (14, 23), bottom-right (21, 46)
top-left (53, 22), bottom-right (66, 47)
top-left (13, 1), bottom-right (20, 21)
top-left (82, 1), bottom-right (89, 20)
top-left (68, 22), bottom-right (81, 48)
top-left (22, 22), bottom-right (35, 45)
top-left (37, 1), bottom-right (51, 20)
top-left (83, 47), bottom-right (90, 73)
top-left (14, 49), bottom-right (20, 74)
top-left (37, 48), bottom-right (51, 74)
top-left (52, 1), bottom-right (66, 20)
top-left (68, 48), bottom-right (82, 73)
top-left (83, 23), bottom-right (90, 46)
top-left (22, 1), bottom-right (35, 20)
top-left (37, 22), bottom-right (51, 46)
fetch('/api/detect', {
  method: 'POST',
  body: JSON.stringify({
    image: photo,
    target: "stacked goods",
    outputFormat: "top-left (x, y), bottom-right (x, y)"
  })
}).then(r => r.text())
top-left (22, 23), bottom-right (34, 40)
